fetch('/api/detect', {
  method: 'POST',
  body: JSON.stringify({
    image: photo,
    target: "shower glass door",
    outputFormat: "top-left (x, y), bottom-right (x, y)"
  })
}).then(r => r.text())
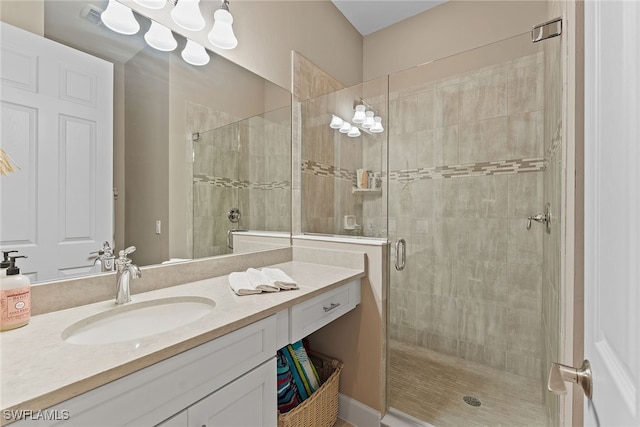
top-left (386, 30), bottom-right (562, 426)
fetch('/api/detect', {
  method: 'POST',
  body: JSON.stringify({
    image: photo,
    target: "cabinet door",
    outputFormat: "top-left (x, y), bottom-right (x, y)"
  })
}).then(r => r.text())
top-left (189, 358), bottom-right (277, 427)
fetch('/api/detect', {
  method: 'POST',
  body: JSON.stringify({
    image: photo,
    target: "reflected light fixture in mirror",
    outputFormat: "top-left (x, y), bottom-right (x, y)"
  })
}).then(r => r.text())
top-left (171, 0), bottom-right (206, 31)
top-left (144, 21), bottom-right (178, 51)
top-left (208, 0), bottom-right (238, 49)
top-left (362, 110), bottom-right (375, 129)
top-left (352, 104), bottom-right (366, 123)
top-left (370, 116), bottom-right (384, 133)
top-left (330, 115), bottom-right (343, 129)
top-left (101, 0), bottom-right (140, 35)
top-left (347, 126), bottom-right (361, 138)
top-left (181, 39), bottom-right (210, 66)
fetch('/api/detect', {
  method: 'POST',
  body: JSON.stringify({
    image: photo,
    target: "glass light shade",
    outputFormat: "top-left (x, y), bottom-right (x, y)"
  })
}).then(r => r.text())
top-left (171, 0), bottom-right (206, 31)
top-left (101, 0), bottom-right (140, 35)
top-left (339, 122), bottom-right (351, 133)
top-left (329, 115), bottom-right (343, 129)
top-left (132, 0), bottom-right (166, 9)
top-left (208, 8), bottom-right (238, 49)
top-left (347, 126), bottom-right (361, 137)
top-left (181, 40), bottom-right (210, 66)
top-left (362, 111), bottom-right (375, 128)
top-left (352, 104), bottom-right (366, 123)
top-left (370, 116), bottom-right (384, 133)
top-left (144, 21), bottom-right (177, 51)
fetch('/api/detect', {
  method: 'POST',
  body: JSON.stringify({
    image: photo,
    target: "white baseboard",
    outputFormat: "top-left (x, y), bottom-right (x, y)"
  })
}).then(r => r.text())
top-left (338, 393), bottom-right (381, 427)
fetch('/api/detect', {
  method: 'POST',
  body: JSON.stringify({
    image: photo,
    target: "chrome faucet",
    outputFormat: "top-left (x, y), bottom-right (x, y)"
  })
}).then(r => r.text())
top-left (115, 246), bottom-right (141, 304)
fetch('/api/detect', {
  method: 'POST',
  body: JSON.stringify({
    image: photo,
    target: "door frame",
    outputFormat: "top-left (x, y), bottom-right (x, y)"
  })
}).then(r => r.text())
top-left (558, 1), bottom-right (585, 426)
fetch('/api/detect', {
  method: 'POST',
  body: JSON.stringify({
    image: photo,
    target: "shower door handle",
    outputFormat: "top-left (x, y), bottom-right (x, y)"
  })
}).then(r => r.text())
top-left (395, 238), bottom-right (406, 271)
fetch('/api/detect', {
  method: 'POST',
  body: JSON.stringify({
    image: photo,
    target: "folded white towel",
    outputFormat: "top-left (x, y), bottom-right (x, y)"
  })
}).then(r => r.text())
top-left (228, 268), bottom-right (299, 296)
top-left (262, 268), bottom-right (298, 290)
top-left (228, 271), bottom-right (262, 295)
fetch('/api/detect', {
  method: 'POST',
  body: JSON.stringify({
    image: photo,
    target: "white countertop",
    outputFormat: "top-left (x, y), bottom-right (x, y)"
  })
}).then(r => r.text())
top-left (0, 260), bottom-right (364, 418)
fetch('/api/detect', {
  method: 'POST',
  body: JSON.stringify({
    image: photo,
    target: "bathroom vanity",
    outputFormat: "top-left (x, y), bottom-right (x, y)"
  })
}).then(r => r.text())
top-left (0, 253), bottom-right (364, 426)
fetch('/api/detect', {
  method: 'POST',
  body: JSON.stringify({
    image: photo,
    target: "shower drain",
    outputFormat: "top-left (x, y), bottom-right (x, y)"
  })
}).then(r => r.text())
top-left (463, 395), bottom-right (482, 407)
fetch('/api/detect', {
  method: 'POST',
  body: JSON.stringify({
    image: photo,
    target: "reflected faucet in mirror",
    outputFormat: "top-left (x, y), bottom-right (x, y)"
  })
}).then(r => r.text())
top-left (115, 246), bottom-right (141, 305)
top-left (90, 242), bottom-right (116, 273)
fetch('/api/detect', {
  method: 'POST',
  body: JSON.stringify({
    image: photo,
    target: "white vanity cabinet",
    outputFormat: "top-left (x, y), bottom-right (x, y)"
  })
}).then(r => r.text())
top-left (15, 317), bottom-right (277, 427)
top-left (11, 279), bottom-right (361, 427)
top-left (159, 359), bottom-right (276, 427)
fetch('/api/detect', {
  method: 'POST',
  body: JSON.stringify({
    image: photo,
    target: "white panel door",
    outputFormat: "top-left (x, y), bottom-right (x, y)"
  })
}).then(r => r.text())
top-left (0, 22), bottom-right (113, 282)
top-left (584, 1), bottom-right (640, 425)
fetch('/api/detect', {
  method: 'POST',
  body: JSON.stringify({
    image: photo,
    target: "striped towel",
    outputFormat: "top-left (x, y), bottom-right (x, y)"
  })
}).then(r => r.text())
top-left (280, 341), bottom-right (321, 402)
top-left (276, 352), bottom-right (300, 413)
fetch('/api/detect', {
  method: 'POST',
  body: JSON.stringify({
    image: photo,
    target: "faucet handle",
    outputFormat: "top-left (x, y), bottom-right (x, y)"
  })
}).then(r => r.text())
top-left (119, 246), bottom-right (136, 259)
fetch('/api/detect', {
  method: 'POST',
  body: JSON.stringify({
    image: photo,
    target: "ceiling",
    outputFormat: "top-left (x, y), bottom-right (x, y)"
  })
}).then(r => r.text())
top-left (331, 0), bottom-right (447, 36)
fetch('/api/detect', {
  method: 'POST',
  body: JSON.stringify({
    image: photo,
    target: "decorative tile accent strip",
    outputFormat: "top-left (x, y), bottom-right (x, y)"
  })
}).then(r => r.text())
top-left (388, 158), bottom-right (545, 183)
top-left (301, 157), bottom-right (544, 185)
top-left (301, 159), bottom-right (357, 184)
top-left (193, 174), bottom-right (290, 190)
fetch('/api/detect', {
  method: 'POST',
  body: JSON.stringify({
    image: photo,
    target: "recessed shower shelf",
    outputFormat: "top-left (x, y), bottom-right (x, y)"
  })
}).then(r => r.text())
top-left (352, 187), bottom-right (382, 195)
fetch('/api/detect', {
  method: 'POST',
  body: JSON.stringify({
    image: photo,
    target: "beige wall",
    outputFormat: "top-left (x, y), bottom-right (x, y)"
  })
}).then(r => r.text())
top-left (363, 0), bottom-right (547, 81)
top-left (0, 0), bottom-right (43, 36)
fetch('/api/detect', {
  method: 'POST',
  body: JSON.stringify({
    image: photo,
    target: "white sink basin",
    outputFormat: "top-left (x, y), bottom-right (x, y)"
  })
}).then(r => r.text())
top-left (61, 296), bottom-right (216, 345)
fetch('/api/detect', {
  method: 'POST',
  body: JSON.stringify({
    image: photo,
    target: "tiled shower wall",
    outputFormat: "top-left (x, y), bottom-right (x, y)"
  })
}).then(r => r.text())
top-left (191, 109), bottom-right (290, 259)
top-left (388, 51), bottom-right (546, 380)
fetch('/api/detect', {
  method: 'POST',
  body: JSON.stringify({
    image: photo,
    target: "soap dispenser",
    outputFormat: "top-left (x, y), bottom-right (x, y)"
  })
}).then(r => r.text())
top-left (0, 255), bottom-right (31, 331)
top-left (1, 250), bottom-right (18, 277)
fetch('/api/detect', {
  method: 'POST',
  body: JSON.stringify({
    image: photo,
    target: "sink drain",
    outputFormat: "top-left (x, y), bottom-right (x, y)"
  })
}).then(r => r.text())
top-left (463, 395), bottom-right (482, 407)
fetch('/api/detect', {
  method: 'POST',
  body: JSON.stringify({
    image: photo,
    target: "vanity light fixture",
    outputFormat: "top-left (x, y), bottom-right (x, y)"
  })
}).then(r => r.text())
top-left (101, 0), bottom-right (140, 35)
top-left (132, 0), bottom-right (166, 10)
top-left (181, 39), bottom-right (210, 66)
top-left (208, 0), bottom-right (238, 49)
top-left (171, 0), bottom-right (206, 32)
top-left (144, 21), bottom-right (178, 51)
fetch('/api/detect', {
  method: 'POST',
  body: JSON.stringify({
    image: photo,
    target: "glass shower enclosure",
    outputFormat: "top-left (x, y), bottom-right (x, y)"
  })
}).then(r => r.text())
top-left (300, 27), bottom-right (563, 426)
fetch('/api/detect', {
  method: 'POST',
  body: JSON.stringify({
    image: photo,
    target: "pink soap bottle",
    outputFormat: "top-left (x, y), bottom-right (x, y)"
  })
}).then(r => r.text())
top-left (0, 255), bottom-right (31, 331)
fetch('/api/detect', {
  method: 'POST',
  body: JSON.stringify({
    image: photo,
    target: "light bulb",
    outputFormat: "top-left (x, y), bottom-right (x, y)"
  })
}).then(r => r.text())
top-left (132, 0), bottom-right (165, 9)
top-left (208, 7), bottom-right (238, 49)
top-left (339, 122), bottom-right (351, 133)
top-left (181, 40), bottom-right (210, 66)
top-left (362, 111), bottom-right (375, 128)
top-left (352, 104), bottom-right (366, 123)
top-left (171, 0), bottom-right (206, 32)
top-left (101, 0), bottom-right (140, 35)
top-left (330, 115), bottom-right (343, 129)
top-left (347, 126), bottom-right (361, 137)
top-left (370, 116), bottom-right (384, 133)
top-left (144, 21), bottom-right (177, 51)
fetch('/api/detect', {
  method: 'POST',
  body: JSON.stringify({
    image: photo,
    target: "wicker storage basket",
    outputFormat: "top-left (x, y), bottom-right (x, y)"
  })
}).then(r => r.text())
top-left (278, 351), bottom-right (343, 427)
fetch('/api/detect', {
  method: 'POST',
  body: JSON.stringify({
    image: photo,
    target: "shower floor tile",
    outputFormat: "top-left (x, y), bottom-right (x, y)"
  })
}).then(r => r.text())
top-left (388, 340), bottom-right (548, 426)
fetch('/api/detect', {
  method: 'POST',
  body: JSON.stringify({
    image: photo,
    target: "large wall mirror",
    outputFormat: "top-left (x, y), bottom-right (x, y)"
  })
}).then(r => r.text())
top-left (0, 0), bottom-right (292, 284)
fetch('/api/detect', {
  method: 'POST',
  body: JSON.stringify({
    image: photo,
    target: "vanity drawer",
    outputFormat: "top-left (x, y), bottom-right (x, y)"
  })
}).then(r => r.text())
top-left (290, 280), bottom-right (360, 343)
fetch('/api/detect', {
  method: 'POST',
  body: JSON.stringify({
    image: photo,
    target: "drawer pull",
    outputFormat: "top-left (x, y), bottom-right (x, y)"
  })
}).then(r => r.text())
top-left (323, 302), bottom-right (341, 312)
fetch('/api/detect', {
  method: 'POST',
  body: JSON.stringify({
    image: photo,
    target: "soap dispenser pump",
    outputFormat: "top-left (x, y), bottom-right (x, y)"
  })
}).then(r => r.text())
top-left (1, 255), bottom-right (31, 331)
top-left (1, 250), bottom-right (18, 277)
